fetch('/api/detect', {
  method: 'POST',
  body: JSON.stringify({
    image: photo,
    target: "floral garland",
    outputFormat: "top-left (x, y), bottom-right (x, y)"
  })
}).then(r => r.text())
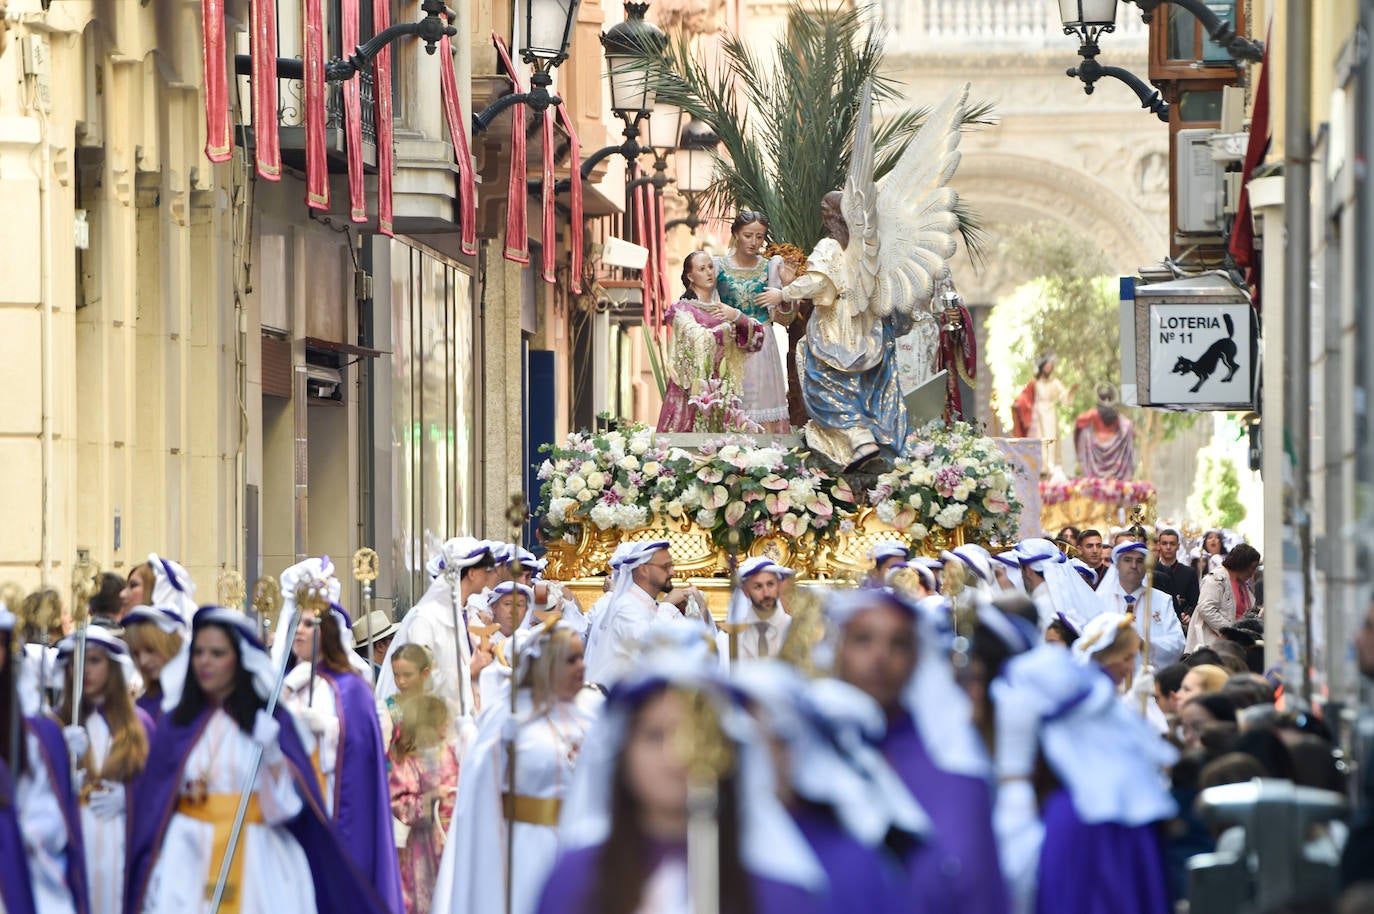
top-left (868, 420), bottom-right (1022, 543)
top-left (1040, 477), bottom-right (1157, 507)
top-left (664, 439), bottom-right (854, 552)
top-left (537, 424), bottom-right (690, 542)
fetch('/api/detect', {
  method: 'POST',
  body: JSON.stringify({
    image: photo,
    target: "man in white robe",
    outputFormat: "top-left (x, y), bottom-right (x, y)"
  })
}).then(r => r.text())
top-left (1013, 537), bottom-right (1103, 631)
top-left (583, 541), bottom-right (676, 686)
top-left (722, 557), bottom-right (793, 662)
top-left (1096, 541), bottom-right (1185, 670)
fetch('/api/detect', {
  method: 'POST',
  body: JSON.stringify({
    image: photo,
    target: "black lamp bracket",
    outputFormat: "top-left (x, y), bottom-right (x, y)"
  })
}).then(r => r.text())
top-left (1068, 40), bottom-right (1170, 122)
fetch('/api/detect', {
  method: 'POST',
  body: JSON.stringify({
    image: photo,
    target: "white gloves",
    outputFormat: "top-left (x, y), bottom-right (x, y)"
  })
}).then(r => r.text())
top-left (251, 710), bottom-right (285, 766)
top-left (86, 781), bottom-right (126, 820)
top-left (1128, 668), bottom-right (1157, 703)
top-left (61, 725), bottom-right (89, 762)
top-left (295, 706), bottom-right (332, 736)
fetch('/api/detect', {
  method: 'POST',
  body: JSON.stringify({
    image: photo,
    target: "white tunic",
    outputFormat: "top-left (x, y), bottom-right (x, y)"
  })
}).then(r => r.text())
top-left (18, 729), bottom-right (78, 914)
top-left (431, 698), bottom-right (599, 914)
top-left (140, 710), bottom-right (316, 914)
top-left (81, 712), bottom-right (129, 914)
top-left (280, 665), bottom-right (342, 817)
top-left (1097, 584), bottom-right (1186, 669)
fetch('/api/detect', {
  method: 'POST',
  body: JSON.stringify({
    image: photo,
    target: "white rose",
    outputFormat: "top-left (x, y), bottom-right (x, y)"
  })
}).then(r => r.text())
top-left (576, 489), bottom-right (594, 503)
top-left (907, 493), bottom-right (922, 510)
top-left (585, 471), bottom-right (607, 490)
top-left (555, 459), bottom-right (572, 473)
top-left (642, 460), bottom-right (662, 476)
top-left (618, 455), bottom-right (640, 471)
top-left (649, 495), bottom-right (664, 513)
top-left (551, 480), bottom-right (566, 498)
top-left (630, 436), bottom-right (650, 455)
top-left (566, 474), bottom-right (587, 494)
top-left (952, 484), bottom-right (971, 503)
top-left (911, 523), bottom-right (930, 540)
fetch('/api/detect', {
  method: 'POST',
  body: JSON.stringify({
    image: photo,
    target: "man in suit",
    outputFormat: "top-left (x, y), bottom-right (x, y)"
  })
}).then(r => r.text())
top-left (1151, 527), bottom-right (1199, 626)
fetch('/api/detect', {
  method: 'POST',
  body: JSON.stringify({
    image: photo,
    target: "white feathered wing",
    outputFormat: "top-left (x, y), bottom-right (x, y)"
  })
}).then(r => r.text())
top-left (842, 81), bottom-right (970, 321)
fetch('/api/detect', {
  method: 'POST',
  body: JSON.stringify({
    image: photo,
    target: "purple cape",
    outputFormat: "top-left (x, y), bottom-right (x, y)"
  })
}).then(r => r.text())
top-left (134, 691), bottom-right (163, 727)
top-left (883, 710), bottom-right (1008, 914)
top-left (125, 703), bottom-right (392, 914)
top-left (791, 802), bottom-right (907, 914)
top-left (534, 841), bottom-right (825, 914)
top-left (29, 715), bottom-right (90, 914)
top-left (1035, 788), bottom-right (1171, 914)
top-left (320, 668), bottom-right (405, 914)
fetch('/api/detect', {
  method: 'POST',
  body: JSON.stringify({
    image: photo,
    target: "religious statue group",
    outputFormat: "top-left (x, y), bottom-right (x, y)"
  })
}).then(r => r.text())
top-left (656, 83), bottom-right (974, 470)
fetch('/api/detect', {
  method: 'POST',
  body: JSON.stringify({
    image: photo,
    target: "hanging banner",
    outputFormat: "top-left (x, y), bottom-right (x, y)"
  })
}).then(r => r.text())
top-left (250, 0), bottom-right (280, 178)
top-left (557, 104), bottom-right (583, 294)
top-left (342, 0), bottom-right (365, 221)
top-left (303, 0), bottom-right (329, 209)
top-left (493, 36), bottom-right (529, 264)
top-left (202, 0), bottom-right (232, 162)
top-left (373, 0), bottom-right (394, 236)
top-left (438, 33), bottom-right (477, 255)
top-left (541, 108), bottom-right (556, 283)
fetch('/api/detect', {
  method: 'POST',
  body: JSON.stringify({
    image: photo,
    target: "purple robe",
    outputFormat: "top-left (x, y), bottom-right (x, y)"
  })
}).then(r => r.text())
top-left (791, 802), bottom-right (906, 914)
top-left (125, 703), bottom-right (392, 914)
top-left (135, 690), bottom-right (163, 727)
top-left (1035, 789), bottom-right (1171, 914)
top-left (0, 755), bottom-right (36, 914)
top-left (883, 711), bottom-right (1008, 914)
top-left (320, 668), bottom-right (405, 914)
top-left (30, 715), bottom-right (91, 914)
top-left (534, 840), bottom-right (825, 914)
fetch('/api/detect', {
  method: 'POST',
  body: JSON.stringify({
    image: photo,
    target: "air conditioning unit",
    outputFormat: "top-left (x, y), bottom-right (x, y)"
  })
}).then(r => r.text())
top-left (306, 364), bottom-right (343, 402)
top-left (1176, 128), bottom-right (1224, 235)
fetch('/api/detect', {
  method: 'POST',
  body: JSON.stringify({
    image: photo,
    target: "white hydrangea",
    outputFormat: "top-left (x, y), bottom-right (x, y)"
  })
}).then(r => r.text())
top-left (910, 523), bottom-right (930, 540)
top-left (934, 504), bottom-right (967, 529)
top-left (614, 504), bottom-right (648, 528)
top-left (589, 503), bottom-right (617, 529)
top-left (547, 496), bottom-right (576, 521)
top-left (696, 508), bottom-right (718, 528)
top-left (747, 448), bottom-right (783, 469)
top-left (875, 501), bottom-right (899, 525)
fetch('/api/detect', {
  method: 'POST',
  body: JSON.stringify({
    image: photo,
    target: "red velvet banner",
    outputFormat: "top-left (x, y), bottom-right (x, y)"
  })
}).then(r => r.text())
top-left (541, 108), bottom-right (556, 283)
top-left (342, 0), bottom-right (365, 221)
top-left (303, 0), bottom-right (329, 210)
top-left (654, 190), bottom-right (668, 330)
top-left (249, 0), bottom-right (280, 178)
top-left (633, 165), bottom-right (653, 325)
top-left (438, 33), bottom-right (477, 256)
top-left (373, 0), bottom-right (394, 236)
top-left (493, 36), bottom-right (529, 264)
top-left (201, 0), bottom-right (231, 163)
top-left (557, 104), bottom-right (583, 294)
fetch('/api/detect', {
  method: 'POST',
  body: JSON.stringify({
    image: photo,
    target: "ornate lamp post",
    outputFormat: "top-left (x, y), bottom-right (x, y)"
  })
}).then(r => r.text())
top-left (666, 117), bottom-right (719, 233)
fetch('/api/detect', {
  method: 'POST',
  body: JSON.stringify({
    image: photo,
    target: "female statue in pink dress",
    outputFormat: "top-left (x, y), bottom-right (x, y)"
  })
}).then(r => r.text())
top-left (715, 210), bottom-right (793, 432)
top-left (656, 250), bottom-right (767, 433)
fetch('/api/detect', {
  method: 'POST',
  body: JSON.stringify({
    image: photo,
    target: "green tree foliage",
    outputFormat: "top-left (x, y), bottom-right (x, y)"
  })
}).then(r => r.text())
top-left (645, 4), bottom-right (995, 253)
top-left (1187, 447), bottom-right (1247, 529)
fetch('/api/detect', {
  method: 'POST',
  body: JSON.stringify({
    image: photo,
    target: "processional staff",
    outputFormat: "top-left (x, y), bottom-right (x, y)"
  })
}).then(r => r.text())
top-left (504, 494), bottom-right (528, 914)
top-left (69, 553), bottom-right (100, 735)
top-left (3, 581), bottom-right (27, 779)
top-left (1129, 494), bottom-right (1159, 715)
top-left (218, 570), bottom-right (247, 611)
top-left (352, 547), bottom-right (380, 689)
top-left (251, 576), bottom-right (282, 645)
top-left (677, 688), bottom-right (734, 914)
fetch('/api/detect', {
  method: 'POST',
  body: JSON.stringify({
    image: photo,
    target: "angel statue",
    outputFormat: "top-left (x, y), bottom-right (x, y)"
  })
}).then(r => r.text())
top-left (782, 82), bottom-right (970, 470)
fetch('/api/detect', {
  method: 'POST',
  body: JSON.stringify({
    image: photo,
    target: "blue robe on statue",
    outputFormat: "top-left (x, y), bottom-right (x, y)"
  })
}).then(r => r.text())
top-left (1035, 789), bottom-right (1171, 914)
top-left (883, 710), bottom-right (1008, 914)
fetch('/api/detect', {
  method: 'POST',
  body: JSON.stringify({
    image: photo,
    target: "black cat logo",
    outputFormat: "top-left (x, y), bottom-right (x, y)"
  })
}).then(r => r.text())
top-left (1171, 313), bottom-right (1241, 393)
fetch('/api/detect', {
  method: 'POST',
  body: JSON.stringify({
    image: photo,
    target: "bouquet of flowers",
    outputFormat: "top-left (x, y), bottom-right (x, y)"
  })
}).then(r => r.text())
top-left (664, 438), bottom-right (855, 552)
top-left (870, 421), bottom-right (1022, 542)
top-left (536, 424), bottom-right (690, 541)
top-left (686, 378), bottom-right (762, 435)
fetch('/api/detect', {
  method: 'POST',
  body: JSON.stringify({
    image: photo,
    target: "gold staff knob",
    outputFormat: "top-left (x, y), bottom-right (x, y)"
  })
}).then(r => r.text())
top-left (218, 570), bottom-right (246, 608)
top-left (352, 548), bottom-right (379, 585)
top-left (251, 576), bottom-right (283, 632)
top-left (70, 552), bottom-right (100, 626)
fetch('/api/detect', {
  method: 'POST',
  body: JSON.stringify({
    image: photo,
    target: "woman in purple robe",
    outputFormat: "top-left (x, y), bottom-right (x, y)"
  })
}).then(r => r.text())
top-left (125, 607), bottom-right (392, 914)
top-left (0, 604), bottom-right (90, 914)
top-left (535, 652), bottom-right (827, 914)
top-left (828, 588), bottom-right (1008, 914)
top-left (280, 602), bottom-right (405, 914)
top-left (991, 645), bottom-right (1177, 914)
top-left (656, 250), bottom-right (767, 434)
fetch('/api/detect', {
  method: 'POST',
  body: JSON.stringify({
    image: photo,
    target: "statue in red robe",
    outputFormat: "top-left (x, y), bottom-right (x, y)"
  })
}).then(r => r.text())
top-left (1073, 384), bottom-right (1135, 479)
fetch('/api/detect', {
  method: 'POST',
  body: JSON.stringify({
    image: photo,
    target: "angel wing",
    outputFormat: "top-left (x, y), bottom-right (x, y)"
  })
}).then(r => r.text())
top-left (841, 81), bottom-right (881, 322)
top-left (847, 83), bottom-right (970, 320)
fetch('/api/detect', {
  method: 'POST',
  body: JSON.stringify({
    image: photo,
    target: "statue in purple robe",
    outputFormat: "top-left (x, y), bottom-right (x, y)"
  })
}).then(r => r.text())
top-left (1073, 384), bottom-right (1136, 479)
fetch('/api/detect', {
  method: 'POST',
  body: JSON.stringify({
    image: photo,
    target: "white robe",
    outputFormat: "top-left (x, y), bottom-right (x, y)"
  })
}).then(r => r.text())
top-left (377, 576), bottom-right (477, 716)
top-left (140, 709), bottom-right (315, 914)
top-left (18, 729), bottom-right (78, 914)
top-left (1097, 584), bottom-right (1185, 669)
top-left (583, 586), bottom-right (662, 686)
top-left (80, 712), bottom-right (129, 914)
top-left (431, 698), bottom-right (599, 914)
top-left (280, 665), bottom-right (342, 817)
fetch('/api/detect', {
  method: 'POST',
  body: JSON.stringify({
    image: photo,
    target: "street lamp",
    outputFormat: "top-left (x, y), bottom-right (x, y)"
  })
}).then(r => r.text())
top-left (666, 117), bottom-right (719, 233)
top-left (1058, 0), bottom-right (1119, 37)
top-left (602, 3), bottom-right (666, 117)
top-left (471, 0), bottom-right (585, 132)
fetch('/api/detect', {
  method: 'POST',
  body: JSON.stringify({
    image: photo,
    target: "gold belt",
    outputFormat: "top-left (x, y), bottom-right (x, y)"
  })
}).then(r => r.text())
top-left (503, 793), bottom-right (561, 827)
top-left (176, 793), bottom-right (266, 914)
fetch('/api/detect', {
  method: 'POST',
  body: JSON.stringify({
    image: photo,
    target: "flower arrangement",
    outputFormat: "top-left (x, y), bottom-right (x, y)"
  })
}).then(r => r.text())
top-left (537, 424), bottom-right (690, 541)
top-left (1040, 477), bottom-right (1156, 507)
top-left (664, 438), bottom-right (854, 552)
top-left (869, 421), bottom-right (1022, 543)
top-left (686, 378), bottom-right (762, 435)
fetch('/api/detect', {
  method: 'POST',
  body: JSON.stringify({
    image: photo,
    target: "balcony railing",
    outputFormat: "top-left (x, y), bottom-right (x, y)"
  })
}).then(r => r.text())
top-left (885, 0), bottom-right (1148, 49)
